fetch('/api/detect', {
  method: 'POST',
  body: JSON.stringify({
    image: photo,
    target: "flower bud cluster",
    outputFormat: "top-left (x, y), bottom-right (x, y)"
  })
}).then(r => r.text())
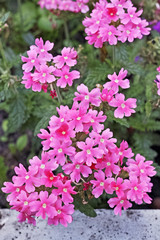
top-left (83, 0), bottom-right (151, 48)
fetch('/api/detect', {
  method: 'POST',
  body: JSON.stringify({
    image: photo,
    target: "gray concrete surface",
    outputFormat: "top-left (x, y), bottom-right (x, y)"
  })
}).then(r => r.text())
top-left (0, 209), bottom-right (160, 240)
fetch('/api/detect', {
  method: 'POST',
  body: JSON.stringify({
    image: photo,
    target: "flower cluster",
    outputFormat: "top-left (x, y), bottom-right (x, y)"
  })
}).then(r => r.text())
top-left (2, 82), bottom-right (156, 226)
top-left (21, 38), bottom-right (80, 94)
top-left (101, 68), bottom-right (137, 118)
top-left (38, 0), bottom-right (89, 13)
top-left (83, 0), bottom-right (151, 48)
top-left (155, 66), bottom-right (160, 96)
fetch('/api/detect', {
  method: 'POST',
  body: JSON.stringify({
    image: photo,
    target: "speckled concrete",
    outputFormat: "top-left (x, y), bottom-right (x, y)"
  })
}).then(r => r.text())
top-left (0, 209), bottom-right (160, 240)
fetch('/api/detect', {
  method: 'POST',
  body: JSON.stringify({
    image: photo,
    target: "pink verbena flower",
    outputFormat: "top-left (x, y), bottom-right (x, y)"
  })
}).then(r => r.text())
top-left (54, 66), bottom-right (80, 88)
top-left (53, 47), bottom-right (77, 69)
top-left (31, 64), bottom-right (56, 84)
top-left (117, 140), bottom-right (134, 165)
top-left (34, 37), bottom-right (54, 61)
top-left (111, 177), bottom-right (125, 198)
top-left (100, 89), bottom-right (114, 102)
top-left (76, 137), bottom-right (104, 166)
top-left (13, 164), bottom-right (40, 193)
top-left (108, 195), bottom-right (132, 215)
top-left (109, 93), bottom-right (137, 118)
top-left (104, 68), bottom-right (130, 93)
top-left (119, 7), bottom-right (143, 25)
top-left (30, 191), bottom-right (57, 219)
top-left (48, 199), bottom-right (74, 227)
top-left (62, 157), bottom-right (92, 183)
top-left (91, 170), bottom-right (114, 198)
top-left (21, 49), bottom-right (39, 72)
top-left (74, 84), bottom-right (101, 110)
top-left (100, 25), bottom-right (118, 45)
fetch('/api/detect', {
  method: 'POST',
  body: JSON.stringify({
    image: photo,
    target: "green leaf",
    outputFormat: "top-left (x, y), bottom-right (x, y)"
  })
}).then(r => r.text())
top-left (16, 134), bottom-right (28, 151)
top-left (0, 156), bottom-right (8, 186)
top-left (107, 110), bottom-right (130, 128)
top-left (73, 195), bottom-right (97, 217)
top-left (1, 12), bottom-right (10, 23)
top-left (34, 107), bottom-right (57, 136)
top-left (145, 101), bottom-right (152, 117)
top-left (38, 16), bottom-right (53, 32)
top-left (2, 119), bottom-right (8, 132)
top-left (153, 163), bottom-right (160, 177)
top-left (8, 96), bottom-right (26, 133)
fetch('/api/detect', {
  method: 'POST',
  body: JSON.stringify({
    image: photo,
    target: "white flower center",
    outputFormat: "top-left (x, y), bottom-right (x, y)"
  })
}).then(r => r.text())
top-left (100, 138), bottom-right (104, 143)
top-left (108, 31), bottom-right (112, 36)
top-left (87, 149), bottom-right (91, 154)
top-left (42, 73), bottom-right (46, 77)
top-left (50, 177), bottom-right (54, 180)
top-left (120, 200), bottom-right (124, 204)
top-left (57, 210), bottom-right (61, 214)
top-left (76, 164), bottom-right (80, 169)
top-left (91, 119), bottom-right (94, 123)
top-left (110, 13), bottom-right (113, 16)
top-left (16, 188), bottom-right (20, 192)
top-left (63, 188), bottom-right (67, 192)
top-left (61, 118), bottom-right (64, 122)
top-left (65, 75), bottom-right (69, 79)
top-left (140, 169), bottom-right (144, 173)
top-left (134, 186), bottom-right (138, 191)
top-left (126, 30), bottom-right (130, 34)
top-left (40, 164), bottom-right (45, 169)
top-left (64, 56), bottom-right (68, 59)
top-left (96, 20), bottom-right (100, 24)
top-left (41, 49), bottom-right (45, 52)
top-left (97, 35), bottom-right (101, 39)
top-left (130, 14), bottom-right (133, 18)
top-left (137, 26), bottom-right (140, 30)
top-left (115, 79), bottom-right (119, 83)
top-left (31, 59), bottom-right (35, 63)
top-left (77, 117), bottom-right (81, 120)
top-left (50, 137), bottom-right (53, 141)
top-left (107, 162), bottom-right (111, 166)
top-left (116, 187), bottom-right (119, 190)
top-left (25, 175), bottom-right (29, 180)
top-left (100, 182), bottom-right (104, 186)
top-left (24, 201), bottom-right (28, 206)
top-left (42, 203), bottom-right (47, 208)
top-left (58, 148), bottom-right (63, 153)
top-left (85, 95), bottom-right (89, 100)
top-left (62, 131), bottom-right (66, 135)
top-left (121, 103), bottom-right (125, 108)
top-left (119, 151), bottom-right (123, 156)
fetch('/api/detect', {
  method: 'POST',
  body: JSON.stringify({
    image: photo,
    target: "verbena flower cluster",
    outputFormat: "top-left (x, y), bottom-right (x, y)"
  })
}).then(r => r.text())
top-left (155, 66), bottom-right (160, 96)
top-left (21, 38), bottom-right (80, 94)
top-left (2, 78), bottom-right (156, 226)
top-left (38, 0), bottom-right (89, 13)
top-left (101, 68), bottom-right (137, 118)
top-left (83, 0), bottom-right (151, 48)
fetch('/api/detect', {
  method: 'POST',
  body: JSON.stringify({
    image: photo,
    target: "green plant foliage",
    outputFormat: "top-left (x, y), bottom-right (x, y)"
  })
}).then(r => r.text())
top-left (0, 156), bottom-right (8, 187)
top-left (16, 134), bottom-right (28, 151)
top-left (73, 195), bottom-right (97, 217)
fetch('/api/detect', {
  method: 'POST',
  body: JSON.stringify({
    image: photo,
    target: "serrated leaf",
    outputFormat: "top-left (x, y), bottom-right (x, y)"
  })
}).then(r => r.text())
top-left (1, 12), bottom-right (10, 23)
top-left (8, 97), bottom-right (26, 133)
top-left (34, 107), bottom-right (56, 136)
top-left (73, 195), bottom-right (97, 217)
top-left (107, 110), bottom-right (130, 128)
top-left (16, 134), bottom-right (28, 151)
top-left (145, 101), bottom-right (152, 117)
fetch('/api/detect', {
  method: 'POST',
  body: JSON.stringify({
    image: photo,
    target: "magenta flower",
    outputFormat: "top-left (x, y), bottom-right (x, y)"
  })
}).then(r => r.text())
top-left (32, 64), bottom-right (56, 84)
top-left (108, 195), bottom-right (132, 215)
top-left (48, 139), bottom-right (76, 166)
top-left (109, 93), bottom-right (137, 118)
top-left (53, 47), bottom-right (77, 69)
top-left (48, 199), bottom-right (74, 227)
top-left (74, 84), bottom-right (101, 110)
top-left (117, 140), bottom-right (134, 164)
top-left (111, 178), bottom-right (125, 198)
top-left (84, 109), bottom-right (107, 133)
top-left (101, 89), bottom-right (114, 103)
top-left (62, 158), bottom-right (92, 183)
top-left (104, 68), bottom-right (130, 93)
top-left (35, 38), bottom-right (54, 61)
top-left (13, 164), bottom-right (40, 193)
top-left (37, 129), bottom-right (54, 151)
top-left (117, 23), bottom-right (139, 43)
top-left (21, 49), bottom-right (39, 72)
top-left (54, 66), bottom-right (80, 88)
top-left (91, 170), bottom-right (114, 198)
top-left (119, 7), bottom-right (143, 25)
top-left (76, 137), bottom-right (104, 166)
top-left (2, 181), bottom-right (25, 204)
top-left (52, 180), bottom-right (76, 204)
top-left (55, 122), bottom-right (75, 140)
top-left (21, 72), bottom-right (42, 92)
top-left (30, 191), bottom-right (57, 219)
top-left (41, 170), bottom-right (58, 188)
top-left (103, 152), bottom-right (120, 177)
top-left (100, 25), bottom-right (118, 45)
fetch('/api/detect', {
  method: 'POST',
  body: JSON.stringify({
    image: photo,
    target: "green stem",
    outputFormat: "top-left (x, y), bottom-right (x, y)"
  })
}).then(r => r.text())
top-left (53, 83), bottom-right (62, 103)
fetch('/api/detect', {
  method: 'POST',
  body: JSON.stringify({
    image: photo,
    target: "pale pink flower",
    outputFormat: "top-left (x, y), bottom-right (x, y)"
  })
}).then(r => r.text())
top-left (109, 93), bottom-right (137, 118)
top-left (35, 38), bottom-right (54, 61)
top-left (31, 64), bottom-right (56, 84)
top-left (108, 195), bottom-right (132, 215)
top-left (100, 25), bottom-right (118, 45)
top-left (119, 7), bottom-right (143, 25)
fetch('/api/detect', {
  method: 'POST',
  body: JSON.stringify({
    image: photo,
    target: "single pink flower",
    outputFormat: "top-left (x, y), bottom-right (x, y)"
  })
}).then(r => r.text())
top-left (53, 47), bottom-right (77, 69)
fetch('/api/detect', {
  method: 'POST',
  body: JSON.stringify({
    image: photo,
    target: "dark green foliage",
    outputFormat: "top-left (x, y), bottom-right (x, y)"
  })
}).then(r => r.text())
top-left (73, 195), bottom-right (97, 217)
